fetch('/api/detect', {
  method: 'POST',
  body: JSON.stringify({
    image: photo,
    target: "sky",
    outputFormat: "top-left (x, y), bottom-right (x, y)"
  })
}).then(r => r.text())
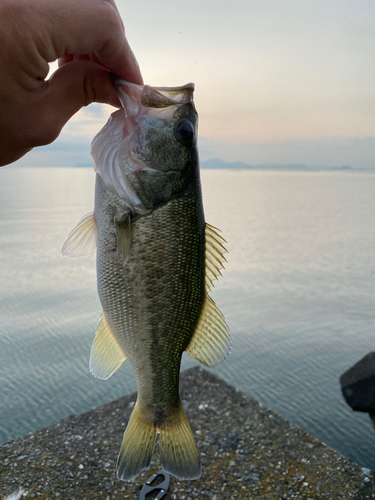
top-left (13, 0), bottom-right (375, 168)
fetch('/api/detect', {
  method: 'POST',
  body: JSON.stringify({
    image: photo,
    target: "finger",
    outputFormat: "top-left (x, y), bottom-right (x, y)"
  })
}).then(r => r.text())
top-left (25, 61), bottom-right (121, 148)
top-left (60, 53), bottom-right (107, 71)
top-left (89, 54), bottom-right (102, 65)
top-left (73, 54), bottom-right (92, 62)
top-left (96, 45), bottom-right (142, 86)
top-left (102, 0), bottom-right (125, 30)
top-left (58, 53), bottom-right (74, 67)
top-left (45, 0), bottom-right (143, 84)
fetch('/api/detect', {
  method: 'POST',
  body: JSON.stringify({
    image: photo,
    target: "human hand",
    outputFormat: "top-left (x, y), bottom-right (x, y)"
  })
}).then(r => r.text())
top-left (0, 0), bottom-right (143, 166)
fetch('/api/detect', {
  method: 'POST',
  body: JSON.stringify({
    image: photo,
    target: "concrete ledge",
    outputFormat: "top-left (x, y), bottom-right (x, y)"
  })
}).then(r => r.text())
top-left (1, 367), bottom-right (374, 499)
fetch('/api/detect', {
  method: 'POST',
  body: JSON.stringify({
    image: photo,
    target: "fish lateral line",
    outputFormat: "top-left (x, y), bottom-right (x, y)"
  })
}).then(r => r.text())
top-left (62, 79), bottom-right (230, 482)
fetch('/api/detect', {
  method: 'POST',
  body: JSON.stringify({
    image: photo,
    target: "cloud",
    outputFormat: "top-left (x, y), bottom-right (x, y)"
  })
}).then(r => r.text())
top-left (12, 138), bottom-right (92, 168)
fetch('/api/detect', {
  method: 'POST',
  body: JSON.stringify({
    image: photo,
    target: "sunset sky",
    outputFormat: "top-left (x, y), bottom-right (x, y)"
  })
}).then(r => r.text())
top-left (14, 0), bottom-right (375, 168)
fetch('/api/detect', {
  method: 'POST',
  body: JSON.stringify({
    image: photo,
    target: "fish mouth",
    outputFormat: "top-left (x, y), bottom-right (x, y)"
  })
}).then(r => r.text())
top-left (91, 77), bottom-right (196, 214)
top-left (112, 76), bottom-right (195, 140)
top-left (113, 75), bottom-right (194, 107)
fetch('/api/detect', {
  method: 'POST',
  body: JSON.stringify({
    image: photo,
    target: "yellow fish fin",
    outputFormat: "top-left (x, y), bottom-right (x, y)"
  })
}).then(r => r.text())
top-left (62, 212), bottom-right (97, 257)
top-left (116, 402), bottom-right (158, 481)
top-left (115, 215), bottom-right (133, 266)
top-left (117, 401), bottom-right (200, 481)
top-left (186, 293), bottom-right (231, 367)
top-left (89, 312), bottom-right (127, 380)
top-left (205, 223), bottom-right (228, 291)
top-left (158, 401), bottom-right (201, 480)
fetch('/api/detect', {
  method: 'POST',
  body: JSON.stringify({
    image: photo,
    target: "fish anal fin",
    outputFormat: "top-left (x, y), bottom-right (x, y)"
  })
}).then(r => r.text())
top-left (62, 212), bottom-right (97, 257)
top-left (205, 223), bottom-right (227, 291)
top-left (117, 402), bottom-right (157, 481)
top-left (89, 312), bottom-right (127, 380)
top-left (116, 215), bottom-right (133, 266)
top-left (186, 294), bottom-right (231, 367)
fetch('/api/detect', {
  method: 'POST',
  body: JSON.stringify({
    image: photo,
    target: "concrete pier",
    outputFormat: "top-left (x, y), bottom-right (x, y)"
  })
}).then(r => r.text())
top-left (1, 367), bottom-right (374, 499)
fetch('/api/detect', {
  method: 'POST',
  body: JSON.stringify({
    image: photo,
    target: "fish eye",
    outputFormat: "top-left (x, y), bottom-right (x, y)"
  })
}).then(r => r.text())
top-left (174, 120), bottom-right (195, 145)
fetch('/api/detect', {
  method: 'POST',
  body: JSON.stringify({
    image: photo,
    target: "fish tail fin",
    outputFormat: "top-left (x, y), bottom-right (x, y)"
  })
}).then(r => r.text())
top-left (116, 402), bottom-right (157, 482)
top-left (158, 402), bottom-right (201, 480)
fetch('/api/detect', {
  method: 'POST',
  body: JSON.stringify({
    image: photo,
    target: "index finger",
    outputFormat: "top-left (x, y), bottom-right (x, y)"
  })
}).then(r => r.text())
top-left (103, 0), bottom-right (124, 30)
top-left (44, 0), bottom-right (142, 84)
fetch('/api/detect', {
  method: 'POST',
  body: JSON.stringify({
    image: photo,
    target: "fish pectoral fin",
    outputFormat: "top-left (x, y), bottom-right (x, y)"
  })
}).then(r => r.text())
top-left (205, 223), bottom-right (228, 291)
top-left (89, 312), bottom-right (127, 380)
top-left (115, 215), bottom-right (133, 266)
top-left (186, 293), bottom-right (231, 367)
top-left (62, 212), bottom-right (97, 257)
top-left (117, 402), bottom-right (157, 481)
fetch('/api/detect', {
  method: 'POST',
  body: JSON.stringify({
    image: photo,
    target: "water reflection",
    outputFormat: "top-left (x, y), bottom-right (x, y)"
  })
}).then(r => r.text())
top-left (1, 167), bottom-right (375, 468)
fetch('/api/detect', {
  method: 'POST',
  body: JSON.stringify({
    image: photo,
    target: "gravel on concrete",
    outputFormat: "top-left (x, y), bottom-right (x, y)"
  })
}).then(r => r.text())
top-left (1, 366), bottom-right (374, 500)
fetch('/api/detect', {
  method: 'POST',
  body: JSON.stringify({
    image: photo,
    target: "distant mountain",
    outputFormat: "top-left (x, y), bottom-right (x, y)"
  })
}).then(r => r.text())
top-left (200, 159), bottom-right (363, 171)
top-left (71, 158), bottom-right (373, 171)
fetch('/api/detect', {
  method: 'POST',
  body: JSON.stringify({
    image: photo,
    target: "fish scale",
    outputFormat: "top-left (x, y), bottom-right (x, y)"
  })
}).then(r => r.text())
top-left (97, 179), bottom-right (205, 419)
top-left (62, 79), bottom-right (230, 482)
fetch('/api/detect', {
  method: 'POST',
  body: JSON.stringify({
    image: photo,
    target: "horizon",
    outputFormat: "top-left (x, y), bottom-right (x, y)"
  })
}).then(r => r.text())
top-left (7, 158), bottom-right (375, 171)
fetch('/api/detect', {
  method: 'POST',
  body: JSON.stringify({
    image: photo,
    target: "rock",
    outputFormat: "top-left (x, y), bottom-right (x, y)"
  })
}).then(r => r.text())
top-left (340, 352), bottom-right (375, 412)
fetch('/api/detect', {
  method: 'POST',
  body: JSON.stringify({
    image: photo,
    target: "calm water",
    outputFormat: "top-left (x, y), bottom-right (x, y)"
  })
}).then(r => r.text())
top-left (1, 167), bottom-right (374, 470)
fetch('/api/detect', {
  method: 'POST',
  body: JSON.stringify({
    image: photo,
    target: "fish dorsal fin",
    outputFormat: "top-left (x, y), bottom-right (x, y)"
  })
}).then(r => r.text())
top-left (89, 312), bottom-right (127, 380)
top-left (205, 223), bottom-right (227, 291)
top-left (186, 294), bottom-right (231, 367)
top-left (62, 212), bottom-right (97, 257)
top-left (115, 214), bottom-right (133, 266)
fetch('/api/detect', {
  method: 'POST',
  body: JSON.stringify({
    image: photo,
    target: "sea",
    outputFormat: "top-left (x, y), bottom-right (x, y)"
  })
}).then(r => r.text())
top-left (1, 167), bottom-right (375, 470)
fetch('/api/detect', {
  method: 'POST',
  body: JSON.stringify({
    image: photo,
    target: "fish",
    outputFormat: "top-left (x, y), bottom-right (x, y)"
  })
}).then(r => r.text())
top-left (62, 79), bottom-right (231, 481)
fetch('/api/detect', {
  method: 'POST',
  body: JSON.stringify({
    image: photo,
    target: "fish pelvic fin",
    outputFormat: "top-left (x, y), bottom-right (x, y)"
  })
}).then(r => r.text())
top-left (158, 402), bottom-right (201, 480)
top-left (117, 402), bottom-right (157, 482)
top-left (186, 293), bottom-right (231, 367)
top-left (62, 212), bottom-right (97, 257)
top-left (89, 312), bottom-right (127, 380)
top-left (205, 223), bottom-right (227, 292)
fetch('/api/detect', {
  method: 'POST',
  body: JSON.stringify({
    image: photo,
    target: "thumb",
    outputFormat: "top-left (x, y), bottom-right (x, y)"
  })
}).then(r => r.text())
top-left (31, 61), bottom-right (121, 147)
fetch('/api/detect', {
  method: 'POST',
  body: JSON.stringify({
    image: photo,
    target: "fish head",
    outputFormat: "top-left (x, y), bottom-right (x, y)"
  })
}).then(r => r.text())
top-left (91, 79), bottom-right (198, 213)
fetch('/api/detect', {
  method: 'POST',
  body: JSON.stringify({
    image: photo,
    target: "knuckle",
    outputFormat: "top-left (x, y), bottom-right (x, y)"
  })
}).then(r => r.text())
top-left (100, 3), bottom-right (123, 35)
top-left (83, 71), bottom-right (97, 107)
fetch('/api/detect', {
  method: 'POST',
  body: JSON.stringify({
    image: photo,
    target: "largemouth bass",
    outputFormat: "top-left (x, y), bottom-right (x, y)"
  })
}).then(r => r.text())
top-left (63, 79), bottom-right (230, 481)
